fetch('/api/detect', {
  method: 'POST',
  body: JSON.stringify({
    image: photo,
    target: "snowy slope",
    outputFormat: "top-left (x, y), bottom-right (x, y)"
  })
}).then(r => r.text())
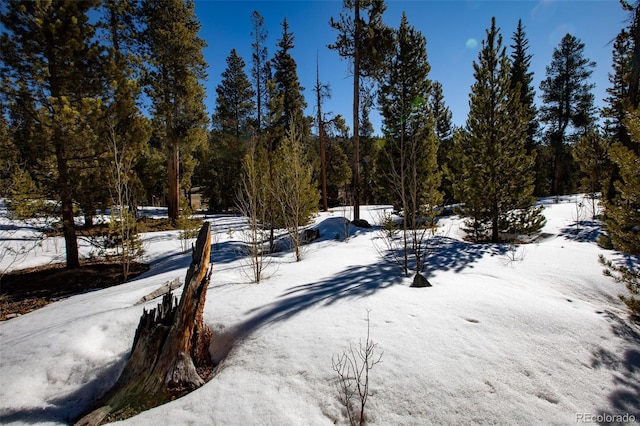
top-left (1, 196), bottom-right (639, 425)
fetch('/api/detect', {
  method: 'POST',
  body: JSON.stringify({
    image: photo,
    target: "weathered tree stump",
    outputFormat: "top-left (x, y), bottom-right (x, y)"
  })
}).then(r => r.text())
top-left (75, 223), bottom-right (213, 425)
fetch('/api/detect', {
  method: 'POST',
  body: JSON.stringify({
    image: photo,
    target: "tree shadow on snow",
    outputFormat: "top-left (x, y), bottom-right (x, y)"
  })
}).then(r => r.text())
top-left (593, 311), bottom-right (640, 424)
top-left (421, 236), bottom-right (507, 279)
top-left (236, 262), bottom-right (402, 337)
top-left (559, 220), bottom-right (601, 243)
top-left (137, 239), bottom-right (246, 281)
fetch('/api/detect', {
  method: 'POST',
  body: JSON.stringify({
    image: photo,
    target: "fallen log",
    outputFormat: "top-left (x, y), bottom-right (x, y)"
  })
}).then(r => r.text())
top-left (76, 222), bottom-right (213, 426)
top-left (135, 278), bottom-right (182, 306)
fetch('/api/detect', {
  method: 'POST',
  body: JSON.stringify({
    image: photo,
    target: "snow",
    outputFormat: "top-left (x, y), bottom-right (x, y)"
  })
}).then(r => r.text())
top-left (1, 196), bottom-right (639, 425)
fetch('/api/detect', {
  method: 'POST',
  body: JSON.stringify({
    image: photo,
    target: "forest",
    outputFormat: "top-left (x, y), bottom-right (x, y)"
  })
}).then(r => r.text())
top-left (1, 0), bottom-right (639, 315)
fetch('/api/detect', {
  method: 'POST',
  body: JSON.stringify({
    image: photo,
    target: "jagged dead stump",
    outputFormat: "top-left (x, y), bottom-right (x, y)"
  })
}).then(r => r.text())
top-left (76, 223), bottom-right (213, 425)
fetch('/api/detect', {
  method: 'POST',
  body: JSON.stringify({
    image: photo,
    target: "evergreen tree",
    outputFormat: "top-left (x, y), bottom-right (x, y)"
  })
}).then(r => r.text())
top-left (603, 108), bottom-right (640, 255)
top-left (572, 129), bottom-right (609, 219)
top-left (378, 13), bottom-right (441, 274)
top-left (510, 19), bottom-right (543, 196)
top-left (271, 123), bottom-right (320, 262)
top-left (1, 0), bottom-right (104, 268)
top-left (453, 17), bottom-right (544, 243)
top-left (0, 101), bottom-right (16, 197)
top-left (429, 81), bottom-right (454, 205)
top-left (603, 29), bottom-right (633, 145)
top-left (325, 116), bottom-right (353, 205)
top-left (622, 0), bottom-right (640, 108)
top-left (510, 19), bottom-right (538, 154)
top-left (314, 58), bottom-right (331, 211)
top-left (602, 28), bottom-right (638, 205)
top-left (359, 84), bottom-right (380, 205)
top-left (330, 0), bottom-right (393, 220)
top-left (205, 49), bottom-right (255, 211)
top-left (250, 10), bottom-right (270, 134)
top-left (102, 0), bottom-right (151, 212)
top-left (539, 33), bottom-right (596, 196)
top-left (600, 107), bottom-right (640, 317)
top-left (140, 0), bottom-right (208, 222)
top-left (271, 18), bottom-right (307, 138)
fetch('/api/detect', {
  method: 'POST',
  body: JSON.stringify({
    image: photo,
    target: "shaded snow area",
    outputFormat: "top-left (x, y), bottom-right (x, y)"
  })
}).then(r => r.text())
top-left (1, 195), bottom-right (639, 425)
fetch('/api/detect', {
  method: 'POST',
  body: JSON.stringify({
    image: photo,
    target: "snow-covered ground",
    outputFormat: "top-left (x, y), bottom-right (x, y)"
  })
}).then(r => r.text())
top-left (1, 196), bottom-right (639, 425)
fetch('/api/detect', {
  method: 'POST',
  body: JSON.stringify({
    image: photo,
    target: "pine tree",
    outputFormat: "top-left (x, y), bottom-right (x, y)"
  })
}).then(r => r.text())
top-left (140, 0), bottom-right (208, 222)
top-left (539, 33), bottom-right (596, 196)
top-left (271, 18), bottom-right (307, 138)
top-left (600, 107), bottom-right (640, 317)
top-left (329, 0), bottom-right (393, 221)
top-left (510, 19), bottom-right (544, 196)
top-left (510, 19), bottom-right (538, 154)
top-left (359, 85), bottom-right (379, 205)
top-left (604, 108), bottom-right (640, 255)
top-left (271, 123), bottom-right (320, 262)
top-left (378, 13), bottom-right (441, 274)
top-left (205, 49), bottom-right (255, 211)
top-left (1, 0), bottom-right (105, 269)
top-left (572, 129), bottom-right (609, 219)
top-left (429, 81), bottom-right (454, 205)
top-left (315, 57), bottom-right (331, 211)
top-left (603, 29), bottom-right (633, 146)
top-left (602, 27), bottom-right (638, 205)
top-left (250, 10), bottom-right (270, 134)
top-left (101, 0), bottom-right (152, 278)
top-left (622, 0), bottom-right (640, 108)
top-left (454, 17), bottom-right (543, 243)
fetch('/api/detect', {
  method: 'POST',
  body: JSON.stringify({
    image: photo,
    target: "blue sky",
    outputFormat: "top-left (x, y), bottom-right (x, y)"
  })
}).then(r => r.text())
top-left (194, 0), bottom-right (628, 134)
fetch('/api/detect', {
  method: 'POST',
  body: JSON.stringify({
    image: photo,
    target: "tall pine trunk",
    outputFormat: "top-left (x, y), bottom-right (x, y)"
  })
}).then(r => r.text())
top-left (352, 0), bottom-right (361, 221)
top-left (316, 60), bottom-right (328, 212)
top-left (54, 119), bottom-right (80, 269)
top-left (167, 145), bottom-right (180, 222)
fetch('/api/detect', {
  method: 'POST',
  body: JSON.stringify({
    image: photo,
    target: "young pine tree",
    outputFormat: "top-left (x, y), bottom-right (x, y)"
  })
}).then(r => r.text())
top-left (378, 13), bottom-right (441, 274)
top-left (453, 17), bottom-right (543, 243)
top-left (271, 124), bottom-right (320, 262)
top-left (572, 129), bottom-right (609, 219)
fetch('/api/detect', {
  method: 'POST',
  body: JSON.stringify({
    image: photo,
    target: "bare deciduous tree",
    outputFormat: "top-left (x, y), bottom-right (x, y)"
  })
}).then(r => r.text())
top-left (107, 121), bottom-right (143, 281)
top-left (332, 310), bottom-right (383, 426)
top-left (237, 139), bottom-right (271, 282)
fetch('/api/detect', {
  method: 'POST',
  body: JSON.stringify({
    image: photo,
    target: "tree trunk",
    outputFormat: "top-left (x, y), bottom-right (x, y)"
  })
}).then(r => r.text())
top-left (316, 59), bottom-right (329, 212)
top-left (75, 223), bottom-right (213, 425)
top-left (352, 0), bottom-right (361, 221)
top-left (167, 144), bottom-right (180, 222)
top-left (55, 135), bottom-right (80, 269)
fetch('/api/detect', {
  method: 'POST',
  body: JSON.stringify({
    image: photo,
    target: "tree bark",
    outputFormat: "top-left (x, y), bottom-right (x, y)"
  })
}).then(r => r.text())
top-left (352, 0), bottom-right (361, 221)
top-left (75, 223), bottom-right (213, 425)
top-left (167, 144), bottom-right (180, 222)
top-left (55, 131), bottom-right (80, 269)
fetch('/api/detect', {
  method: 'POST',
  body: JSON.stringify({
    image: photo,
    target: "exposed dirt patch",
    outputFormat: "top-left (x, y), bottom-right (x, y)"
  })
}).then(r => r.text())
top-left (0, 261), bottom-right (150, 321)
